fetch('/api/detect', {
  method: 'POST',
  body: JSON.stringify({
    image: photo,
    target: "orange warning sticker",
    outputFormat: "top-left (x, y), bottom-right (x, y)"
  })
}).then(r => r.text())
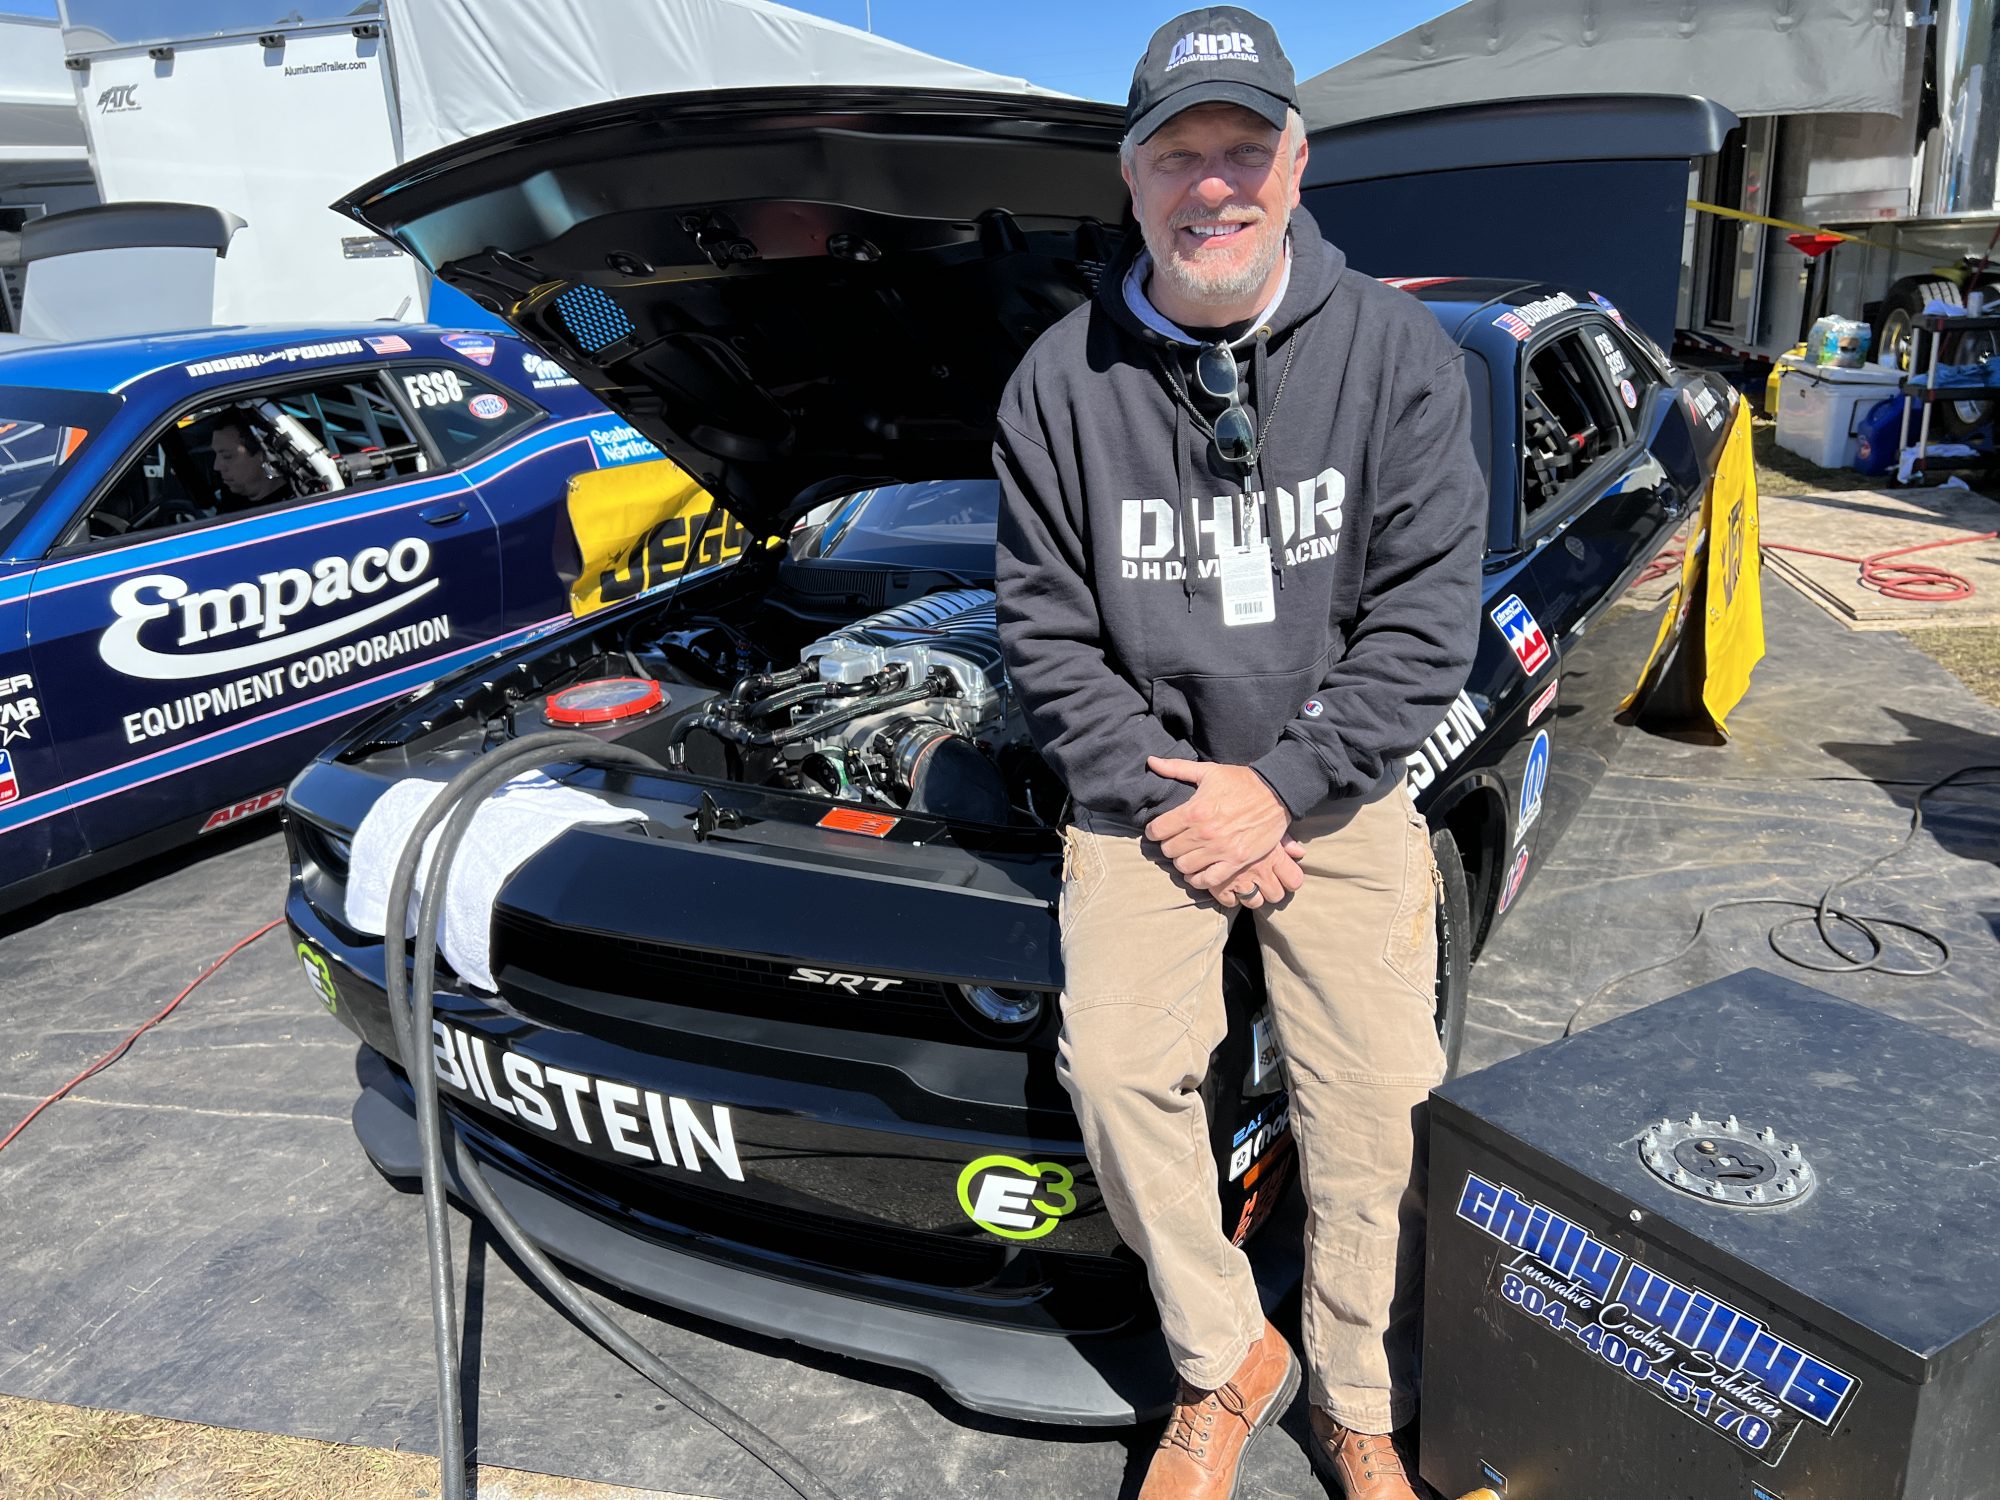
top-left (818, 807), bottom-right (899, 838)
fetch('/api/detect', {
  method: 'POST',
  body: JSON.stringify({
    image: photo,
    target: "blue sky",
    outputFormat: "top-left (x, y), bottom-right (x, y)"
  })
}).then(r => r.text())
top-left (2, 2), bottom-right (1443, 97)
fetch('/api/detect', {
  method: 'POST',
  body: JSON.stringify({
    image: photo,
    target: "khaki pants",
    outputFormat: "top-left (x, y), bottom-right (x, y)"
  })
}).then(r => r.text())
top-left (1058, 783), bottom-right (1443, 1434)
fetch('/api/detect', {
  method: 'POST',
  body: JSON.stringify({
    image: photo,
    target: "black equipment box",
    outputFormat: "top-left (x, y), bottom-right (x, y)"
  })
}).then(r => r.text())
top-left (1421, 970), bottom-right (2000, 1500)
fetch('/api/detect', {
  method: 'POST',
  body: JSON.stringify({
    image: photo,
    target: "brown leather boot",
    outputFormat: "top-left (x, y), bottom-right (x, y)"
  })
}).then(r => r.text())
top-left (1306, 1408), bottom-right (1427, 1499)
top-left (1138, 1321), bottom-right (1300, 1499)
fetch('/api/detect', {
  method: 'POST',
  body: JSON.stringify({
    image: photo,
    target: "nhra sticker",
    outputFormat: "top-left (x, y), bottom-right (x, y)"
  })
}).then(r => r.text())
top-left (1490, 594), bottom-right (1551, 676)
top-left (297, 941), bottom-right (337, 1011)
top-left (202, 787), bottom-right (284, 833)
top-left (1406, 688), bottom-right (1485, 797)
top-left (1498, 847), bottom-right (1529, 914)
top-left (589, 423), bottom-right (664, 467)
top-left (0, 748), bottom-right (19, 806)
top-left (1458, 1172), bottom-right (1858, 1463)
top-left (431, 1018), bottom-right (743, 1180)
top-left (0, 672), bottom-right (41, 745)
top-left (442, 332), bottom-right (496, 367)
top-left (467, 393), bottom-right (509, 421)
top-left (958, 1155), bottom-right (1079, 1241)
top-left (1516, 729), bottom-right (1549, 842)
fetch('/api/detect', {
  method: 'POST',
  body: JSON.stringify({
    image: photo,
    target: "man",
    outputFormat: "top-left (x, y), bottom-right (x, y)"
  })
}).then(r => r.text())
top-left (993, 9), bottom-right (1485, 1498)
top-left (207, 407), bottom-right (293, 512)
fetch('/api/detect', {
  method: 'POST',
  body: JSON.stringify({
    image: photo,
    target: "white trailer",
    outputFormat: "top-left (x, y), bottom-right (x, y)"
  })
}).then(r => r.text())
top-left (46, 0), bottom-right (1056, 330)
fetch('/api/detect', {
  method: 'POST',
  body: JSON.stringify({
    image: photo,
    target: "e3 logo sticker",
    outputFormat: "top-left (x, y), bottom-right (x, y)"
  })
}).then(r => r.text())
top-left (957, 1155), bottom-right (1079, 1240)
top-left (297, 941), bottom-right (337, 1012)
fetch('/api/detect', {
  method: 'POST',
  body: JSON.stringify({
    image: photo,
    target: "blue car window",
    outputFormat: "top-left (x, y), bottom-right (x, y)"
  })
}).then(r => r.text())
top-left (395, 365), bottom-right (538, 467)
top-left (0, 385), bottom-right (115, 542)
top-left (274, 379), bottom-right (429, 485)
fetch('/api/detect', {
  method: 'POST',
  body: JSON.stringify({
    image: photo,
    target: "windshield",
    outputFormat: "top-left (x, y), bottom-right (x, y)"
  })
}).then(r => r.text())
top-left (0, 387), bottom-right (117, 541)
top-left (789, 479), bottom-right (999, 577)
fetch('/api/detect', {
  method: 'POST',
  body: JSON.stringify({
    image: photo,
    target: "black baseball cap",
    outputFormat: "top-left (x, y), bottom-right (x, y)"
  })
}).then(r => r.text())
top-left (1125, 7), bottom-right (1298, 145)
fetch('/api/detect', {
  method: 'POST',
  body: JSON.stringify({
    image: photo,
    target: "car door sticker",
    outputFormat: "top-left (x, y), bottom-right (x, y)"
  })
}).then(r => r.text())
top-left (1517, 728), bottom-right (1549, 843)
top-left (1494, 291), bottom-right (1577, 340)
top-left (442, 332), bottom-right (496, 366)
top-left (402, 369), bottom-right (467, 409)
top-left (184, 338), bottom-right (365, 378)
top-left (1526, 676), bottom-right (1560, 726)
top-left (1490, 593), bottom-right (1552, 675)
top-left (587, 422), bottom-right (664, 467)
top-left (0, 673), bottom-right (41, 745)
top-left (0, 748), bottom-right (19, 805)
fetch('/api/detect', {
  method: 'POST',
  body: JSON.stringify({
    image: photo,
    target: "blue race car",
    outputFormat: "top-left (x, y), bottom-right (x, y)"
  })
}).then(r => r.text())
top-left (0, 322), bottom-right (658, 914)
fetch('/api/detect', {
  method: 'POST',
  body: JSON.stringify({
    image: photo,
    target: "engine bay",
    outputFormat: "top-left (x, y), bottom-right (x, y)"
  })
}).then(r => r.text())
top-left (503, 583), bottom-right (1064, 830)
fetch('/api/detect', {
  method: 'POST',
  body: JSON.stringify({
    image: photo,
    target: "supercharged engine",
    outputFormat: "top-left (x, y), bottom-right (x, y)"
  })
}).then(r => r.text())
top-left (668, 590), bottom-right (1038, 824)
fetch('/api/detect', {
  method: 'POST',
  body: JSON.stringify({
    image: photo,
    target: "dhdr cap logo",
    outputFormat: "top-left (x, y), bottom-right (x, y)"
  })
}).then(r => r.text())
top-left (957, 1155), bottom-right (1079, 1241)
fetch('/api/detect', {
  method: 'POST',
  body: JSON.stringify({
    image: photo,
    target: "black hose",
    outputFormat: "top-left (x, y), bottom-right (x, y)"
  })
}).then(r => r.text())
top-left (382, 731), bottom-right (842, 1500)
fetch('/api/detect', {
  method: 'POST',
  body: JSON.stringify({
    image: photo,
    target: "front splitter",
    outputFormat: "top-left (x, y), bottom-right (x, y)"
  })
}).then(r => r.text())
top-left (351, 1047), bottom-right (1306, 1427)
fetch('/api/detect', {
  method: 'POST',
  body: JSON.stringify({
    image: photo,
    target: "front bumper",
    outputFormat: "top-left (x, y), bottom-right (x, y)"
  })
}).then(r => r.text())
top-left (353, 1046), bottom-right (1302, 1424)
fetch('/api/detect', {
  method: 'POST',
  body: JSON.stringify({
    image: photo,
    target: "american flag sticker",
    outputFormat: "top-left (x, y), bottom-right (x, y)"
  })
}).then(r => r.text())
top-left (365, 333), bottom-right (412, 354)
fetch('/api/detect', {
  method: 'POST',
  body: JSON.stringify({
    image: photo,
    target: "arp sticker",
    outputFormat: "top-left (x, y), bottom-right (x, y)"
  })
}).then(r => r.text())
top-left (0, 747), bottom-right (19, 806)
top-left (1526, 677), bottom-right (1559, 727)
top-left (1490, 594), bottom-right (1551, 676)
top-left (468, 392), bottom-right (509, 421)
top-left (202, 787), bottom-right (284, 833)
top-left (1517, 729), bottom-right (1549, 842)
top-left (1459, 1171), bottom-right (1858, 1464)
top-left (441, 332), bottom-right (496, 366)
top-left (297, 940), bottom-right (337, 1011)
top-left (957, 1155), bottom-right (1079, 1241)
top-left (1498, 847), bottom-right (1529, 914)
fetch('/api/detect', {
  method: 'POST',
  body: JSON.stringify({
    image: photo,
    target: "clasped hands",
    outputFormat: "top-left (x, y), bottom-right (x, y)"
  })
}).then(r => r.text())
top-left (1143, 757), bottom-right (1304, 910)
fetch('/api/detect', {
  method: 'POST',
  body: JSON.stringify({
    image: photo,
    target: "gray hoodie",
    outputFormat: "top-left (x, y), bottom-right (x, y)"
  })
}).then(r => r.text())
top-left (994, 208), bottom-right (1485, 828)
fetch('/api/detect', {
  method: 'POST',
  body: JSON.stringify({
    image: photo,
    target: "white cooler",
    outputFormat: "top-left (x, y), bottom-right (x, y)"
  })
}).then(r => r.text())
top-left (1774, 357), bottom-right (1905, 469)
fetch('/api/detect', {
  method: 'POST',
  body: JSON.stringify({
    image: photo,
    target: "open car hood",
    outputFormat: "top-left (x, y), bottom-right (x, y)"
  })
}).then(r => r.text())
top-left (337, 88), bottom-right (1129, 536)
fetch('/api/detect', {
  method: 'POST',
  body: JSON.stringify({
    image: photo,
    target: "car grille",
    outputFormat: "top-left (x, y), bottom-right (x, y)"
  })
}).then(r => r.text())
top-left (490, 911), bottom-right (1021, 1046)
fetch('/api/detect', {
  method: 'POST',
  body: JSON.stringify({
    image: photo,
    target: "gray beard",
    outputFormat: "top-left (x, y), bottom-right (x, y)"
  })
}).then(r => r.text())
top-left (1142, 213), bottom-right (1288, 312)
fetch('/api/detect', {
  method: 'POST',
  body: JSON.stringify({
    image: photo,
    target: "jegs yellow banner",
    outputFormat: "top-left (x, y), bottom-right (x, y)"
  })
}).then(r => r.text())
top-left (1623, 400), bottom-right (1765, 734)
top-left (566, 457), bottom-right (752, 617)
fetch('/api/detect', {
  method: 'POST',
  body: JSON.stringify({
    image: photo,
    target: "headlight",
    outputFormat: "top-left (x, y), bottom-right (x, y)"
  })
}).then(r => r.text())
top-left (953, 983), bottom-right (1046, 1039)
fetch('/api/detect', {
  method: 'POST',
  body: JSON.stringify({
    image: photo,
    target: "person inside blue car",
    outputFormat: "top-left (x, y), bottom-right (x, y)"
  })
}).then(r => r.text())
top-left (207, 406), bottom-right (295, 513)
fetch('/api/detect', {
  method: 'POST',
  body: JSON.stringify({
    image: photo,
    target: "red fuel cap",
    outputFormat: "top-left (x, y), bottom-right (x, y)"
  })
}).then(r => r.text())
top-left (544, 677), bottom-right (666, 725)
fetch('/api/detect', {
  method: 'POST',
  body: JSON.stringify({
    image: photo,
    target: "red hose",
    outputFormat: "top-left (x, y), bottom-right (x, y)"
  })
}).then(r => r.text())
top-left (1762, 532), bottom-right (1995, 603)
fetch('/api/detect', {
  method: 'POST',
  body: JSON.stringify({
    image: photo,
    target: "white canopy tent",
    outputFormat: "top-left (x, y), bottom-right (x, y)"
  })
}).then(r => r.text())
top-left (1298, 0), bottom-right (1907, 127)
top-left (383, 0), bottom-right (1061, 162)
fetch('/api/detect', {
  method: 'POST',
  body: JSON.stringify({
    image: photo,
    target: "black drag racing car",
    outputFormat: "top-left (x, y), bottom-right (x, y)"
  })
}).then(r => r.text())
top-left (284, 89), bottom-right (1735, 1425)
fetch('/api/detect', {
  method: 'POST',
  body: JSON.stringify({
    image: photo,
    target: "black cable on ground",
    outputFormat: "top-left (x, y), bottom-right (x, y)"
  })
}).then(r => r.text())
top-left (1566, 764), bottom-right (2000, 1036)
top-left (381, 731), bottom-right (841, 1500)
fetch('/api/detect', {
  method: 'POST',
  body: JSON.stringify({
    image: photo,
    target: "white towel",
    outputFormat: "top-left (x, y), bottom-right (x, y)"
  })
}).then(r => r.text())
top-left (346, 770), bottom-right (639, 992)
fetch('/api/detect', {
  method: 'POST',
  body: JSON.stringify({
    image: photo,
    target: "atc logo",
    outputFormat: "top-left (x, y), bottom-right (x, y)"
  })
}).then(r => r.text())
top-left (957, 1155), bottom-right (1079, 1241)
top-left (1490, 594), bottom-right (1551, 676)
top-left (1517, 729), bottom-right (1549, 842)
top-left (96, 84), bottom-right (140, 113)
